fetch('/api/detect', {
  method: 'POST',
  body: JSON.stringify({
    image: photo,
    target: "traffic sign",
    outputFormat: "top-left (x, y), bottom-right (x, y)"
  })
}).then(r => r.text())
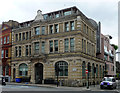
top-left (86, 69), bottom-right (88, 74)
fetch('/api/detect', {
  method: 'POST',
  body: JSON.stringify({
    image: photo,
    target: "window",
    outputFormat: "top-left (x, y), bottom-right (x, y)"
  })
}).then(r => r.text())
top-left (54, 40), bottom-right (58, 52)
top-left (19, 63), bottom-right (28, 76)
top-left (83, 24), bottom-right (86, 33)
top-left (44, 14), bottom-right (48, 20)
top-left (64, 39), bottom-right (69, 52)
top-left (41, 41), bottom-right (45, 53)
top-left (70, 21), bottom-right (74, 31)
top-left (82, 39), bottom-right (84, 52)
top-left (104, 54), bottom-right (108, 60)
top-left (4, 37), bottom-right (6, 44)
top-left (96, 65), bottom-right (98, 78)
top-left (1, 38), bottom-right (2, 44)
top-left (29, 45), bottom-right (31, 56)
top-left (15, 47), bottom-right (18, 57)
top-left (82, 62), bottom-right (86, 79)
top-left (16, 34), bottom-right (18, 41)
top-left (55, 24), bottom-right (59, 33)
top-left (49, 41), bottom-right (53, 53)
top-left (26, 45), bottom-right (28, 56)
top-left (55, 61), bottom-right (68, 76)
top-left (35, 42), bottom-right (39, 54)
top-left (65, 22), bottom-right (69, 32)
top-left (1, 50), bottom-right (4, 58)
top-left (42, 26), bottom-right (45, 35)
top-left (19, 46), bottom-right (21, 57)
top-left (26, 32), bottom-right (29, 40)
top-left (55, 14), bottom-right (59, 18)
top-left (29, 31), bottom-right (31, 39)
top-left (5, 50), bottom-right (8, 58)
top-left (64, 11), bottom-right (71, 16)
top-left (35, 27), bottom-right (40, 35)
top-left (50, 25), bottom-right (53, 34)
top-left (70, 38), bottom-right (74, 52)
top-left (19, 33), bottom-right (21, 41)
top-left (92, 64), bottom-right (95, 78)
top-left (7, 36), bottom-right (9, 43)
top-left (23, 33), bottom-right (25, 40)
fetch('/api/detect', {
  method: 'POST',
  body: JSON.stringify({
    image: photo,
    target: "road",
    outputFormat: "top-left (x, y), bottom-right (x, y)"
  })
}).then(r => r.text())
top-left (0, 85), bottom-right (119, 93)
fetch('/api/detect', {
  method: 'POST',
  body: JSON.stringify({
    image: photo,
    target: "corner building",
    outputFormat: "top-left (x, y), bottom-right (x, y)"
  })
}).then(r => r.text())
top-left (11, 6), bottom-right (104, 86)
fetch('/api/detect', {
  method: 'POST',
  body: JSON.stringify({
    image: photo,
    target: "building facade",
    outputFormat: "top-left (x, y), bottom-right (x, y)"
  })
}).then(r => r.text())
top-left (0, 23), bottom-right (12, 81)
top-left (11, 6), bottom-right (105, 86)
top-left (97, 34), bottom-right (115, 77)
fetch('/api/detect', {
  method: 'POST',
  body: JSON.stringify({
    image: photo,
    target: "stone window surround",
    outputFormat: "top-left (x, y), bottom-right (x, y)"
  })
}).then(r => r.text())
top-left (14, 44), bottom-right (31, 57)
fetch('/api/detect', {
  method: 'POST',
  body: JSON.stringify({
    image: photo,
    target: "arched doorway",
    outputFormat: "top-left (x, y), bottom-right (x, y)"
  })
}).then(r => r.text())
top-left (35, 63), bottom-right (43, 84)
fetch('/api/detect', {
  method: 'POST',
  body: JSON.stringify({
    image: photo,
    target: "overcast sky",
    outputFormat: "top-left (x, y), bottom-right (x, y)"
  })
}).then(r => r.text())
top-left (0, 0), bottom-right (118, 45)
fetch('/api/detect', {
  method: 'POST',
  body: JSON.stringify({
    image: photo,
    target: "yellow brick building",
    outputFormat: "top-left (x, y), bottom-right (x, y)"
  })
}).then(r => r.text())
top-left (11, 6), bottom-right (104, 86)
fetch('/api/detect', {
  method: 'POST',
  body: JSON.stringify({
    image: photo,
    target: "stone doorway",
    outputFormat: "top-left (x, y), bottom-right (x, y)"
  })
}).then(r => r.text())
top-left (35, 63), bottom-right (43, 84)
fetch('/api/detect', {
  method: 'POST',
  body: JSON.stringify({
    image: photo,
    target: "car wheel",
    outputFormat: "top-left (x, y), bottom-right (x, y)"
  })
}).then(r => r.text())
top-left (100, 86), bottom-right (103, 89)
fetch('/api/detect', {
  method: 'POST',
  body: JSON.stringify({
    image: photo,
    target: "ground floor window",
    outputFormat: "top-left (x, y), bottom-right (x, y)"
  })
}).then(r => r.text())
top-left (19, 63), bottom-right (28, 76)
top-left (55, 61), bottom-right (68, 76)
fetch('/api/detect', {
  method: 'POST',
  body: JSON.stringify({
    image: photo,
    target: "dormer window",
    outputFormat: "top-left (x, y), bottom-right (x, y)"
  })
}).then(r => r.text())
top-left (55, 14), bottom-right (59, 18)
top-left (64, 11), bottom-right (71, 16)
top-left (44, 14), bottom-right (48, 20)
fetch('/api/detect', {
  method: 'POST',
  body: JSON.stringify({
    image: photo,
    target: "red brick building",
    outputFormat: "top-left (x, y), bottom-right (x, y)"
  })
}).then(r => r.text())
top-left (97, 34), bottom-right (115, 76)
top-left (0, 23), bottom-right (12, 81)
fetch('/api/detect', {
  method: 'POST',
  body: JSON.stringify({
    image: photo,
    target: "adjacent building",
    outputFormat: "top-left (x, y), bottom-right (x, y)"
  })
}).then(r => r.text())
top-left (97, 34), bottom-right (115, 77)
top-left (11, 6), bottom-right (105, 86)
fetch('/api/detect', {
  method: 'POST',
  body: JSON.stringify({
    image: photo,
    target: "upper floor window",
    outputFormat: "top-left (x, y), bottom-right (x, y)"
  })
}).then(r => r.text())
top-left (35, 42), bottom-right (39, 54)
top-left (65, 22), bottom-right (69, 32)
top-left (1, 50), bottom-right (4, 58)
top-left (55, 14), bottom-right (59, 18)
top-left (29, 45), bottom-right (31, 56)
top-left (44, 14), bottom-right (48, 20)
top-left (42, 26), bottom-right (45, 35)
top-left (16, 34), bottom-right (18, 41)
top-left (55, 24), bottom-right (59, 33)
top-left (35, 27), bottom-right (40, 35)
top-left (4, 37), bottom-right (6, 44)
top-left (23, 33), bottom-right (25, 40)
top-left (70, 21), bottom-right (74, 31)
top-left (64, 38), bottom-right (69, 52)
top-left (1, 38), bottom-right (2, 44)
top-left (26, 45), bottom-right (29, 56)
top-left (26, 32), bottom-right (29, 40)
top-left (70, 38), bottom-right (74, 52)
top-left (7, 36), bottom-right (9, 44)
top-left (49, 41), bottom-right (53, 53)
top-left (50, 25), bottom-right (53, 34)
top-left (15, 47), bottom-right (18, 57)
top-left (29, 31), bottom-right (31, 39)
top-left (19, 33), bottom-right (21, 41)
top-left (64, 11), bottom-right (71, 16)
top-left (41, 41), bottom-right (45, 53)
top-left (54, 40), bottom-right (58, 52)
top-left (5, 49), bottom-right (8, 58)
top-left (19, 46), bottom-right (21, 57)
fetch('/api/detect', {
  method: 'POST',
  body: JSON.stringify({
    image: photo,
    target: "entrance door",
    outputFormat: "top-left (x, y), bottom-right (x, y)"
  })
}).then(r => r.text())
top-left (35, 63), bottom-right (43, 84)
top-left (13, 68), bottom-right (16, 82)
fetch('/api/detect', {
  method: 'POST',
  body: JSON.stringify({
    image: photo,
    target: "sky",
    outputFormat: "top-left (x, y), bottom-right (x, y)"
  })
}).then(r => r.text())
top-left (0, 0), bottom-right (119, 46)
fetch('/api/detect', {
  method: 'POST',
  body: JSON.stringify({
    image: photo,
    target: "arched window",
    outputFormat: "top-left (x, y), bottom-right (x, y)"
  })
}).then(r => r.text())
top-left (82, 61), bottom-right (86, 79)
top-left (55, 61), bottom-right (68, 76)
top-left (19, 63), bottom-right (28, 76)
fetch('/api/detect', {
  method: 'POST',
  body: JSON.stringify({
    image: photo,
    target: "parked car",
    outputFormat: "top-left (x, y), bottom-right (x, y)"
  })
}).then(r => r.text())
top-left (100, 77), bottom-right (117, 89)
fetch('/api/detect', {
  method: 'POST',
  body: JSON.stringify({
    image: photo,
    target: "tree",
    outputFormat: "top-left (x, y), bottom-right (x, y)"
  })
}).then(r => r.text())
top-left (111, 44), bottom-right (118, 50)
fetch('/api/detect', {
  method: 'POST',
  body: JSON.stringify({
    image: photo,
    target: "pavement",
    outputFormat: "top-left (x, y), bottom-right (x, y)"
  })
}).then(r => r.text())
top-left (6, 82), bottom-right (99, 91)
